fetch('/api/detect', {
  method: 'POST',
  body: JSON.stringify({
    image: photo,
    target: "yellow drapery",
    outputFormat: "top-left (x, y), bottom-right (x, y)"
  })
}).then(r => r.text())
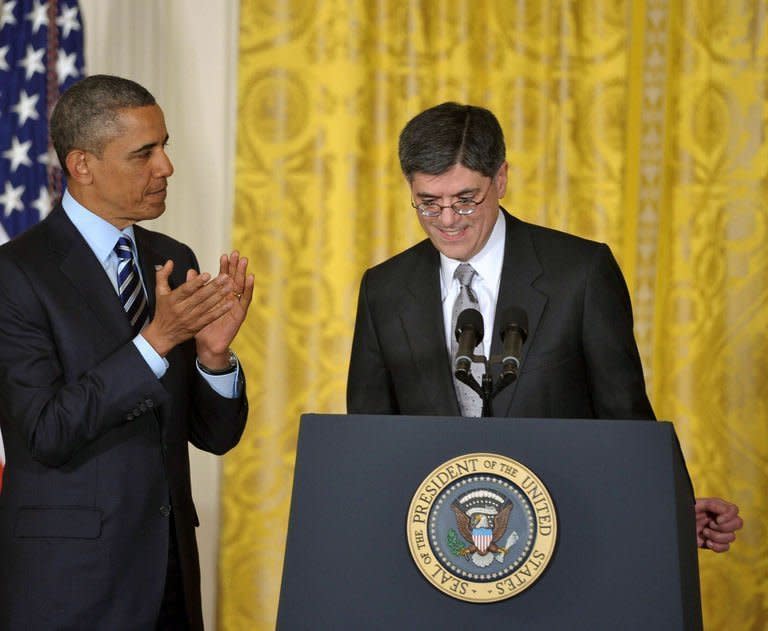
top-left (222, 2), bottom-right (767, 628)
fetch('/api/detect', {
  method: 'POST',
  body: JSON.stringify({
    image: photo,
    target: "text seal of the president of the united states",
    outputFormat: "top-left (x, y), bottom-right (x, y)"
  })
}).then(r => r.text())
top-left (406, 453), bottom-right (557, 603)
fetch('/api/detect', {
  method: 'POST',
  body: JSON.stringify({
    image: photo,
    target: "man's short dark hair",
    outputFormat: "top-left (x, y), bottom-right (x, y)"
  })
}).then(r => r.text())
top-left (50, 74), bottom-right (156, 175)
top-left (398, 102), bottom-right (506, 180)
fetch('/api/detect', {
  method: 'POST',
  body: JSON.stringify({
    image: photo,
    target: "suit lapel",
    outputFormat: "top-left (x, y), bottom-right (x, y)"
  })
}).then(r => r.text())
top-left (47, 207), bottom-right (134, 341)
top-left (133, 226), bottom-right (168, 318)
top-left (489, 211), bottom-right (548, 417)
top-left (400, 244), bottom-right (461, 416)
top-left (46, 208), bottom-right (171, 432)
top-left (133, 226), bottom-right (178, 432)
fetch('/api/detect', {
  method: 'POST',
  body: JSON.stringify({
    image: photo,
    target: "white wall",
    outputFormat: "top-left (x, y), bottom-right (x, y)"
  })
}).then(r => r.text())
top-left (79, 2), bottom-right (239, 628)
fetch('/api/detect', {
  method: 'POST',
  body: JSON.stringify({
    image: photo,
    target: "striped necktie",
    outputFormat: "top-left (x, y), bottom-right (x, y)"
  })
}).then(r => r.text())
top-left (114, 235), bottom-right (149, 336)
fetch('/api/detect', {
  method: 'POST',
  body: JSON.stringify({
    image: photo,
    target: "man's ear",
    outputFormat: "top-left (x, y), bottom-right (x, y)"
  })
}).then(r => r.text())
top-left (65, 150), bottom-right (93, 184)
top-left (495, 161), bottom-right (509, 199)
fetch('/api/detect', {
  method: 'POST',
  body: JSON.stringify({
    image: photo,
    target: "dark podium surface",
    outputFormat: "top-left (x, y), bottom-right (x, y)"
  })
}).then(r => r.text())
top-left (277, 414), bottom-right (701, 630)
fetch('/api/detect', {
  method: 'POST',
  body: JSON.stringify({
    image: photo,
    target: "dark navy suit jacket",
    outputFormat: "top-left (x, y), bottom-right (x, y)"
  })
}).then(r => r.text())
top-left (0, 206), bottom-right (248, 630)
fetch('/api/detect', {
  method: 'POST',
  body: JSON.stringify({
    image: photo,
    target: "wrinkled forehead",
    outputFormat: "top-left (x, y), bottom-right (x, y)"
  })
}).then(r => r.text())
top-left (409, 164), bottom-right (488, 197)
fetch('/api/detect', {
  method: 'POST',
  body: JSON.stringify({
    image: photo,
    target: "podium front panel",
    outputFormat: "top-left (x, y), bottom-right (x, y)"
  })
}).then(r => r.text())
top-left (277, 415), bottom-right (701, 631)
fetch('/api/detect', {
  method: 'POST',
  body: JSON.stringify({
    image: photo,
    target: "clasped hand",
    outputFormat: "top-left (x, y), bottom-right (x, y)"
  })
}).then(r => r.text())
top-left (695, 497), bottom-right (743, 553)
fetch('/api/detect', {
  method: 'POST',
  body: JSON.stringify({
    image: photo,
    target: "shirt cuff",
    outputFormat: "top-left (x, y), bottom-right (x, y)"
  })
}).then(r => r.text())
top-left (133, 334), bottom-right (169, 378)
top-left (195, 358), bottom-right (242, 399)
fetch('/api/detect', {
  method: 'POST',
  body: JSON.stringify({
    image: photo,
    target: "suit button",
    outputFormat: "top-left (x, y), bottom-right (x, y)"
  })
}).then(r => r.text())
top-left (160, 505), bottom-right (171, 517)
top-left (126, 413), bottom-right (134, 420)
top-left (145, 398), bottom-right (154, 408)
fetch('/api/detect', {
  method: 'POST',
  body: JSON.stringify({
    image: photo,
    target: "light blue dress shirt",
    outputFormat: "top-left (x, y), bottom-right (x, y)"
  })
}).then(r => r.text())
top-left (61, 190), bottom-right (240, 398)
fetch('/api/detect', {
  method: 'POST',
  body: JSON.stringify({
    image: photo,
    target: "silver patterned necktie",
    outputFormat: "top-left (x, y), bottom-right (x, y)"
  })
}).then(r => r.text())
top-left (451, 263), bottom-right (483, 417)
top-left (114, 235), bottom-right (149, 336)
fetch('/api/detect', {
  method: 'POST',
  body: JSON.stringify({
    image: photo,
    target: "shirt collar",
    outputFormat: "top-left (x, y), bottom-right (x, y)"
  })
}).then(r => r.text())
top-left (61, 189), bottom-right (138, 263)
top-left (439, 209), bottom-right (506, 296)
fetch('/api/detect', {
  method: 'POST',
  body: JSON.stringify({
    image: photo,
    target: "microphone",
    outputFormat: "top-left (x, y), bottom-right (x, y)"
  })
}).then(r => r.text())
top-left (499, 306), bottom-right (528, 381)
top-left (454, 308), bottom-right (484, 378)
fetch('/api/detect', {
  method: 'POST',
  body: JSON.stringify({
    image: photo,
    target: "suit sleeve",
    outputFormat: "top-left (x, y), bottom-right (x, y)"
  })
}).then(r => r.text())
top-left (346, 270), bottom-right (399, 414)
top-left (581, 244), bottom-right (656, 420)
top-left (0, 256), bottom-right (169, 467)
top-left (186, 368), bottom-right (247, 455)
top-left (156, 244), bottom-right (247, 457)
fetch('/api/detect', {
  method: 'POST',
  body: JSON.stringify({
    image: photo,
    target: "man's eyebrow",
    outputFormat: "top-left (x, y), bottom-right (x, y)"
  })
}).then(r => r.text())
top-left (415, 186), bottom-right (480, 199)
top-left (129, 135), bottom-right (169, 155)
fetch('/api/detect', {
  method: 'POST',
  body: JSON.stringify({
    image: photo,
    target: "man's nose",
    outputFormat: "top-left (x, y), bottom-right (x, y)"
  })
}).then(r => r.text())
top-left (155, 150), bottom-right (174, 177)
top-left (437, 204), bottom-right (460, 225)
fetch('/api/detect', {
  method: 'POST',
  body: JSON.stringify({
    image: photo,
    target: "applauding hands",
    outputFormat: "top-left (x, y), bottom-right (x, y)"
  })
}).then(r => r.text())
top-left (142, 250), bottom-right (254, 364)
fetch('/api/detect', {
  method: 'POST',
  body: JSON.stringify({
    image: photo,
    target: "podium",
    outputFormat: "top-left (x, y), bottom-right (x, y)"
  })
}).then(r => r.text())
top-left (277, 414), bottom-right (701, 630)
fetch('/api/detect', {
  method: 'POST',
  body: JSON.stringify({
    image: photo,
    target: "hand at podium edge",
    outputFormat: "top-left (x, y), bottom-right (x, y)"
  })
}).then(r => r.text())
top-left (695, 497), bottom-right (743, 553)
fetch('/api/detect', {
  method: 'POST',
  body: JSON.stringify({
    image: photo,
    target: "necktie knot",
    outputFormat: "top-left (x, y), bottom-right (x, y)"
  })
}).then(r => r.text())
top-left (454, 262), bottom-right (476, 288)
top-left (454, 263), bottom-right (478, 303)
top-left (114, 235), bottom-right (135, 262)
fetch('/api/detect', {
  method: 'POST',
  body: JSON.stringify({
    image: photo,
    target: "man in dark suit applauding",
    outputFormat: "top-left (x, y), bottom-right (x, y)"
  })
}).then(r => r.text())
top-left (347, 102), bottom-right (741, 555)
top-left (0, 75), bottom-right (253, 630)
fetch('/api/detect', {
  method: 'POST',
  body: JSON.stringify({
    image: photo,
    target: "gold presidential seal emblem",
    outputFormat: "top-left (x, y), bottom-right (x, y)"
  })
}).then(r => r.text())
top-left (406, 453), bottom-right (557, 603)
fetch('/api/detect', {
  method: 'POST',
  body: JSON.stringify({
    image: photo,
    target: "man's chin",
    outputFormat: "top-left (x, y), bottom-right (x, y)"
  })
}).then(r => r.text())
top-left (431, 237), bottom-right (473, 261)
top-left (141, 203), bottom-right (167, 221)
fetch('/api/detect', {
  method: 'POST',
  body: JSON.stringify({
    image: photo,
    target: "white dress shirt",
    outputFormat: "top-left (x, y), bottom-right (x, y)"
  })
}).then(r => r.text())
top-left (439, 209), bottom-right (506, 357)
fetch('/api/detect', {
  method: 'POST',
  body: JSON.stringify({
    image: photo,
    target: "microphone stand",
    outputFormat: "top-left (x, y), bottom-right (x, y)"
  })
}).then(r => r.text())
top-left (454, 352), bottom-right (519, 417)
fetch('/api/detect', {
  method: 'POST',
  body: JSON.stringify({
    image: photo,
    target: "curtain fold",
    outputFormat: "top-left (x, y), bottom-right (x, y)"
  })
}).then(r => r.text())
top-left (652, 1), bottom-right (768, 618)
top-left (224, 2), bottom-right (767, 628)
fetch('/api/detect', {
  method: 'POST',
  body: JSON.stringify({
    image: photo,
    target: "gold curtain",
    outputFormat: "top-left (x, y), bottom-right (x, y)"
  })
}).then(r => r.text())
top-left (222, 2), bottom-right (767, 628)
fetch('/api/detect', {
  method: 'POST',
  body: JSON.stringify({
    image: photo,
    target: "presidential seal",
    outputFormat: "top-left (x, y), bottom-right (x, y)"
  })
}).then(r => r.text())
top-left (406, 453), bottom-right (557, 603)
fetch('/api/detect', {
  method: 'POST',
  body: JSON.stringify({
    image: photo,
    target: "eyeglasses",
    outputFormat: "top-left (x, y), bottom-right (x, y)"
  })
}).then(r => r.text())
top-left (411, 179), bottom-right (494, 217)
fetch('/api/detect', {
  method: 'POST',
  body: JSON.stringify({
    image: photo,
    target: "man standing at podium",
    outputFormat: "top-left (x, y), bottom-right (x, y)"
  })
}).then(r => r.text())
top-left (347, 102), bottom-right (741, 553)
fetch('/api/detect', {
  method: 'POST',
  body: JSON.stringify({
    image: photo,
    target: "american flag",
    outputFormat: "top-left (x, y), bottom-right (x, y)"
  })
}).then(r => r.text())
top-left (0, 0), bottom-right (84, 492)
